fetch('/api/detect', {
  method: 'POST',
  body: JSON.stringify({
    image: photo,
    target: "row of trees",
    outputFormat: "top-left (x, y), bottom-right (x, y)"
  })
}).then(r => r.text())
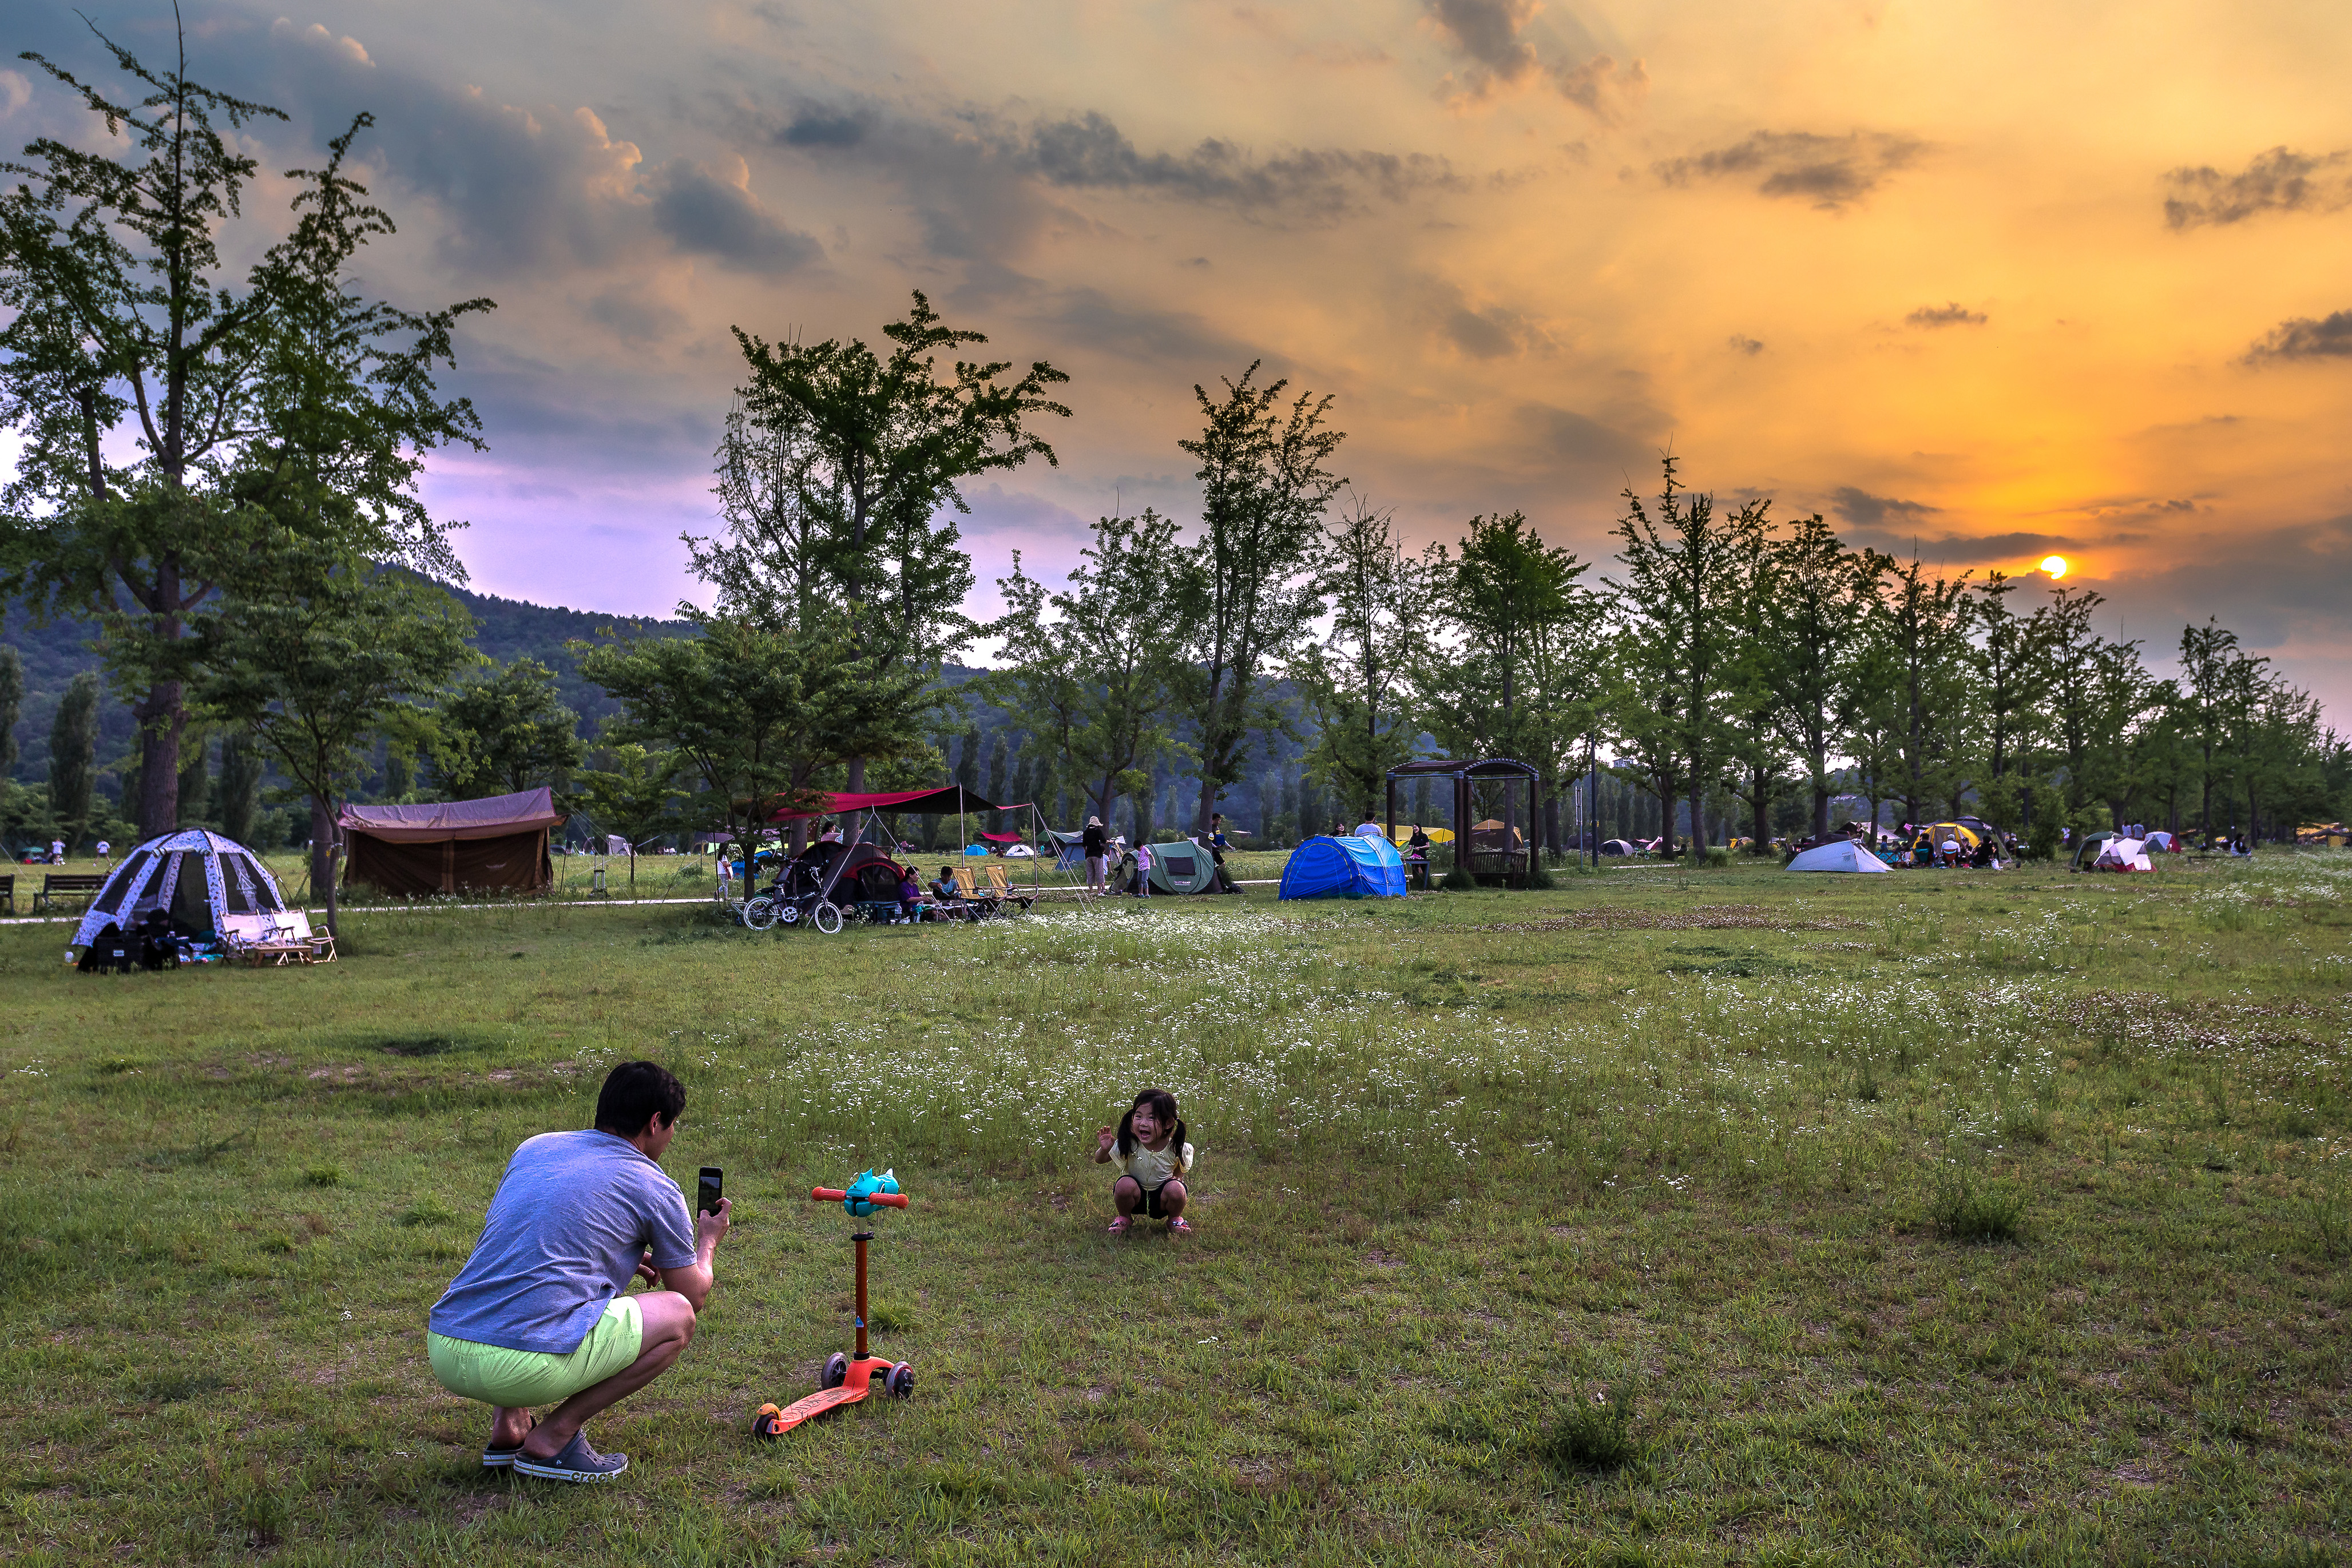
top-left (4, 26), bottom-right (2341, 900)
top-left (984, 446), bottom-right (2348, 864)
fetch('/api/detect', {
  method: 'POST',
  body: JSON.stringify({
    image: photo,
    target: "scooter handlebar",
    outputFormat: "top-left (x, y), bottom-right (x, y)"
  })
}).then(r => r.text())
top-left (810, 1187), bottom-right (909, 1208)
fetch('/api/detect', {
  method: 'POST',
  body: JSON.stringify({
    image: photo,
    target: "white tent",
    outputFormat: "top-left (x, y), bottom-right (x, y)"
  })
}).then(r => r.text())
top-left (2091, 836), bottom-right (2155, 872)
top-left (1787, 840), bottom-right (1890, 874)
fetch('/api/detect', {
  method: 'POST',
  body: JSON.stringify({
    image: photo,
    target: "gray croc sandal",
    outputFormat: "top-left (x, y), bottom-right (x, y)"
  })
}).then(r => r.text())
top-left (513, 1431), bottom-right (628, 1483)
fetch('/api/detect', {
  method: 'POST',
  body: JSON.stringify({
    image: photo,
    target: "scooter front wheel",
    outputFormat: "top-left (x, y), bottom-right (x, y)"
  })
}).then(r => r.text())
top-left (820, 1352), bottom-right (848, 1390)
top-left (883, 1363), bottom-right (915, 1398)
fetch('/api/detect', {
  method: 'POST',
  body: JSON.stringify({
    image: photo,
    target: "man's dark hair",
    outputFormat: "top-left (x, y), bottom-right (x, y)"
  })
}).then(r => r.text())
top-left (595, 1060), bottom-right (686, 1137)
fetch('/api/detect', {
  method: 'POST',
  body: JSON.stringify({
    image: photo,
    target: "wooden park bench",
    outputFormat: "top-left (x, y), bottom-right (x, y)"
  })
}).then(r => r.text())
top-left (0, 874), bottom-right (14, 915)
top-left (34, 872), bottom-right (107, 913)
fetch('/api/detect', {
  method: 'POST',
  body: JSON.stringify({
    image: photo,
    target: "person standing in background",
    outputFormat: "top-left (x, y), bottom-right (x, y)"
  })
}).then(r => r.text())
top-left (1082, 816), bottom-right (1108, 895)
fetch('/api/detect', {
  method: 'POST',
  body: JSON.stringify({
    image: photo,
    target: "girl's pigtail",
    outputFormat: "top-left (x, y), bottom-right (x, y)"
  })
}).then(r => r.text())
top-left (1170, 1117), bottom-right (1189, 1173)
top-left (1114, 1105), bottom-right (1137, 1160)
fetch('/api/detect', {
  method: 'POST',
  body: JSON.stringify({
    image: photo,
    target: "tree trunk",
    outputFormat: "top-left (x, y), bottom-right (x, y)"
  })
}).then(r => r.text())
top-left (134, 680), bottom-right (187, 841)
top-left (310, 793), bottom-right (342, 938)
top-left (1752, 772), bottom-right (1770, 853)
top-left (844, 757), bottom-right (865, 845)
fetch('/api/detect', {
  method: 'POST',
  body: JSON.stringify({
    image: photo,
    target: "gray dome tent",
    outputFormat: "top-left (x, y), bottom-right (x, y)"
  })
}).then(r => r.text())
top-left (72, 829), bottom-right (292, 948)
top-left (1144, 841), bottom-right (1222, 894)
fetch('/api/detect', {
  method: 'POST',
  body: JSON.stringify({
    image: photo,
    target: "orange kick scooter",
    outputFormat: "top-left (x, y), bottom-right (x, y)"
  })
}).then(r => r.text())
top-left (752, 1171), bottom-right (914, 1436)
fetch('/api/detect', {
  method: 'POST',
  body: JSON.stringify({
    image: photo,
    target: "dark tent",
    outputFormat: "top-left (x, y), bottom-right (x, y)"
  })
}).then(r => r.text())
top-left (779, 840), bottom-right (911, 905)
top-left (340, 788), bottom-right (562, 896)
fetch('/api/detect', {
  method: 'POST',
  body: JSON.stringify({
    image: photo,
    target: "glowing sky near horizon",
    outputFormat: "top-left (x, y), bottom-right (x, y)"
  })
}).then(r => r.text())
top-left (7, 1), bottom-right (2351, 718)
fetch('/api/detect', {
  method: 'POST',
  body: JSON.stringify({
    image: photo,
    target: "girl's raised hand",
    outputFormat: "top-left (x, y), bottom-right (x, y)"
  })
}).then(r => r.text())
top-left (1095, 1125), bottom-right (1116, 1154)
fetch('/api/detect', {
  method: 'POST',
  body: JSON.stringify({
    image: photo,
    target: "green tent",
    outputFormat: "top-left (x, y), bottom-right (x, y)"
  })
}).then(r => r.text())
top-left (1146, 840), bottom-right (1221, 894)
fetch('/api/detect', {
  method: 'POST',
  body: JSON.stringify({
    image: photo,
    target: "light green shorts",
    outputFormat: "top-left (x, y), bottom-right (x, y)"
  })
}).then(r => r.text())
top-left (427, 1296), bottom-right (643, 1407)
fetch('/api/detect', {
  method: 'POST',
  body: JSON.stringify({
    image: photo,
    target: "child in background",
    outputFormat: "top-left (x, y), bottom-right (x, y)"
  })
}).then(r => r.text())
top-left (1093, 1088), bottom-right (1193, 1235)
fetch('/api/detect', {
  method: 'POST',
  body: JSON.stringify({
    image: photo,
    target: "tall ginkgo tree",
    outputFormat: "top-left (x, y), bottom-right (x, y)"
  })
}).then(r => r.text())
top-left (0, 22), bottom-right (490, 837)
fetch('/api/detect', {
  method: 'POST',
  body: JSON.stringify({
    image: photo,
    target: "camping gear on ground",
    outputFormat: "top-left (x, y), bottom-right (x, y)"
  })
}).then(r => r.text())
top-left (340, 788), bottom-right (562, 896)
top-left (1279, 835), bottom-right (1409, 900)
top-left (1786, 840), bottom-right (1891, 874)
top-left (1908, 821), bottom-right (1981, 866)
top-left (2090, 835), bottom-right (2155, 873)
top-left (753, 1173), bottom-right (915, 1437)
top-left (72, 829), bottom-right (316, 960)
top-left (763, 784), bottom-right (1093, 909)
top-left (1144, 841), bottom-right (1221, 895)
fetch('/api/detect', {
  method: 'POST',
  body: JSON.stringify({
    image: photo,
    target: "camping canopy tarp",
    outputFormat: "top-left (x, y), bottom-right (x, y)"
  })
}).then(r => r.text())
top-left (1146, 841), bottom-right (1220, 894)
top-left (1279, 835), bottom-right (1407, 900)
top-left (768, 785), bottom-right (1005, 821)
top-left (340, 787), bottom-right (562, 896)
top-left (73, 829), bottom-right (290, 947)
top-left (1787, 839), bottom-right (1891, 874)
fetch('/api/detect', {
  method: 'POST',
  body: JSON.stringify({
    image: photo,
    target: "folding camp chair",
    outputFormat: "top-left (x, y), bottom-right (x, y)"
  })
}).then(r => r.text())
top-left (976, 862), bottom-right (1034, 912)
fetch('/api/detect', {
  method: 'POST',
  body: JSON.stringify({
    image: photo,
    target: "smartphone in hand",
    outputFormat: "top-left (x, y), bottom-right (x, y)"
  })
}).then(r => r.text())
top-left (696, 1166), bottom-right (723, 1217)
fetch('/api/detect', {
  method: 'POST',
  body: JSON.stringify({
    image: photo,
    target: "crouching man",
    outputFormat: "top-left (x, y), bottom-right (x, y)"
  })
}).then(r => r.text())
top-left (425, 1060), bottom-right (730, 1482)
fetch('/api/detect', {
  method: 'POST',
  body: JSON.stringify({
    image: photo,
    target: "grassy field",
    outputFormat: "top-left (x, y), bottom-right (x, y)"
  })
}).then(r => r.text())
top-left (1, 851), bottom-right (2347, 1565)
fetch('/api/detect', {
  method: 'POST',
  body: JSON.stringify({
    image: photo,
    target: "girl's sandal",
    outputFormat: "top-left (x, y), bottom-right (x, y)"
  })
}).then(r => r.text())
top-left (1106, 1216), bottom-right (1132, 1234)
top-left (1167, 1218), bottom-right (1193, 1236)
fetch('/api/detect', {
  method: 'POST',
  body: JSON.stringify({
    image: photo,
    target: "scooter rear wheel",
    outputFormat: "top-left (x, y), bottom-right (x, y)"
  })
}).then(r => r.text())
top-left (883, 1363), bottom-right (915, 1398)
top-left (820, 1352), bottom-right (848, 1390)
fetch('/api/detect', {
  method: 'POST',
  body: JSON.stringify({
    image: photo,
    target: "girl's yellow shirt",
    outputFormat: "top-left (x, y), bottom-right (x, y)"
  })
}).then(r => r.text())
top-left (1120, 1139), bottom-right (1193, 1188)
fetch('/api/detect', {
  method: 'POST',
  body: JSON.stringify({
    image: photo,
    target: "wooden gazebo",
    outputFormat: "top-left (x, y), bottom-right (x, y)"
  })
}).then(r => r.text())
top-left (1384, 758), bottom-right (1541, 885)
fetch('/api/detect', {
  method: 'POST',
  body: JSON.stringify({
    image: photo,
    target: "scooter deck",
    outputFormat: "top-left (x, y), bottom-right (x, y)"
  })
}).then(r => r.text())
top-left (758, 1361), bottom-right (890, 1435)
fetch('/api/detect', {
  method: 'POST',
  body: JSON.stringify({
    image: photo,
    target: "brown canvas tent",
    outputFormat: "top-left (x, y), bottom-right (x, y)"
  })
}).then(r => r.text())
top-left (340, 788), bottom-right (562, 896)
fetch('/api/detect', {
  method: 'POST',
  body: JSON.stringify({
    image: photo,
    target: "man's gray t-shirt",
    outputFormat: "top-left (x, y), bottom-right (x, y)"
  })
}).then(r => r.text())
top-left (429, 1129), bottom-right (698, 1355)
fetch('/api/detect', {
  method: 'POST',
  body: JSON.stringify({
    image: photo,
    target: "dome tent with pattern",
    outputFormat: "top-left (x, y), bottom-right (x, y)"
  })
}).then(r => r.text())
top-left (72, 830), bottom-right (292, 948)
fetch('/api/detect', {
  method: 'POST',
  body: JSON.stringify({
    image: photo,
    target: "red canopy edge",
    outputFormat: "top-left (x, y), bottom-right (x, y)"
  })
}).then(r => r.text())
top-left (768, 785), bottom-right (1013, 821)
top-left (338, 787), bottom-right (565, 843)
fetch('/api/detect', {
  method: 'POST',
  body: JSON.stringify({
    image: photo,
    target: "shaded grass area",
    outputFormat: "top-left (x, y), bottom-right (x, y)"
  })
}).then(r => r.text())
top-left (0, 854), bottom-right (2347, 1563)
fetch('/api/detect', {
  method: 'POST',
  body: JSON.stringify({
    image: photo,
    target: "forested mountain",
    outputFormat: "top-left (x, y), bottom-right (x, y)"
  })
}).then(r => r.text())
top-left (1, 583), bottom-right (1318, 840)
top-left (1, 579), bottom-right (692, 785)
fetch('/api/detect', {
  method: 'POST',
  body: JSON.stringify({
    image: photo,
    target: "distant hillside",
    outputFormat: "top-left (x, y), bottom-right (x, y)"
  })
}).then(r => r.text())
top-left (1, 581), bottom-right (1313, 838)
top-left (0, 579), bottom-right (696, 785)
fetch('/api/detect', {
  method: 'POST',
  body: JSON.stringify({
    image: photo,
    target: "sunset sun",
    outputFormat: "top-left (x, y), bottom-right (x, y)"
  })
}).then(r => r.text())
top-left (2041, 555), bottom-right (2071, 579)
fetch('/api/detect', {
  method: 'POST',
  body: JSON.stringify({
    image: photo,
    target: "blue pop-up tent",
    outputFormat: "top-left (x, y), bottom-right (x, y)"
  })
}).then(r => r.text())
top-left (1278, 835), bottom-right (1408, 900)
